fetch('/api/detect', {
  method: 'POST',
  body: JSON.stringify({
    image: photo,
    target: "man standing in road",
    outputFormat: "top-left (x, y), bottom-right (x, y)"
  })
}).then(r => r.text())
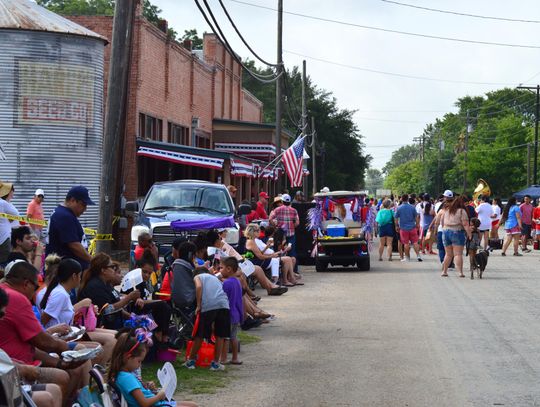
top-left (46, 186), bottom-right (94, 270)
top-left (395, 194), bottom-right (422, 262)
top-left (520, 195), bottom-right (533, 253)
top-left (269, 194), bottom-right (300, 261)
top-left (256, 191), bottom-right (269, 219)
top-left (26, 189), bottom-right (45, 240)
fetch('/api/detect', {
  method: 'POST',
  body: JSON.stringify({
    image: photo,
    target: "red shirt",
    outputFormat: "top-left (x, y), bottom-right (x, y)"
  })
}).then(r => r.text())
top-left (533, 207), bottom-right (540, 225)
top-left (256, 201), bottom-right (268, 219)
top-left (0, 283), bottom-right (43, 364)
top-left (246, 210), bottom-right (260, 224)
top-left (26, 199), bottom-right (44, 230)
top-left (134, 244), bottom-right (145, 261)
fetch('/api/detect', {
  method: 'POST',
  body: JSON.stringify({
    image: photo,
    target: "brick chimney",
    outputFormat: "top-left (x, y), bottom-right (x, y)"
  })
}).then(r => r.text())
top-left (183, 39), bottom-right (192, 51)
top-left (157, 18), bottom-right (168, 33)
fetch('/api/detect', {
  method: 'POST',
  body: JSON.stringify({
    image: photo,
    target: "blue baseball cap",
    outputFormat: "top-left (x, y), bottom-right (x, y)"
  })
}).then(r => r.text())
top-left (66, 186), bottom-right (96, 205)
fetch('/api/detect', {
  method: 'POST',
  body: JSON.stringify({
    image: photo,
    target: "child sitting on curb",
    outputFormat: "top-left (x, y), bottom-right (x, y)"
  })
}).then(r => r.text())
top-left (183, 268), bottom-right (230, 371)
top-left (219, 257), bottom-right (243, 365)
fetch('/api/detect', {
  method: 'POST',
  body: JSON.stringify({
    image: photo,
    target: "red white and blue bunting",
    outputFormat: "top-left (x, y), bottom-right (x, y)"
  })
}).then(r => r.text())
top-left (137, 146), bottom-right (224, 170)
top-left (230, 159), bottom-right (253, 177)
top-left (215, 142), bottom-right (276, 158)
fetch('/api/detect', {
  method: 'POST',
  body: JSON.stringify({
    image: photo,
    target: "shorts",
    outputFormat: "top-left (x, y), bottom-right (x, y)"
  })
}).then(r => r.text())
top-left (505, 225), bottom-right (521, 235)
top-left (521, 224), bottom-right (532, 237)
top-left (230, 323), bottom-right (240, 340)
top-left (442, 229), bottom-right (466, 247)
top-left (379, 223), bottom-right (394, 238)
top-left (196, 308), bottom-right (231, 339)
top-left (399, 228), bottom-right (418, 244)
top-left (492, 220), bottom-right (500, 228)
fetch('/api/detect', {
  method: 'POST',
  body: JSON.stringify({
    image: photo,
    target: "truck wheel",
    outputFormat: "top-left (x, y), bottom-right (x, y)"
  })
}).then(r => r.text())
top-left (357, 257), bottom-right (370, 271)
top-left (315, 258), bottom-right (328, 272)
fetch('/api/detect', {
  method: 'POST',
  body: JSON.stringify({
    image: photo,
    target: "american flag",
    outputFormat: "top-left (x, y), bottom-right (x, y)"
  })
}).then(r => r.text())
top-left (282, 136), bottom-right (305, 187)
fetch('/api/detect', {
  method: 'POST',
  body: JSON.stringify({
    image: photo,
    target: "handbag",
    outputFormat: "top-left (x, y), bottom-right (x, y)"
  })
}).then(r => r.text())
top-left (74, 306), bottom-right (97, 332)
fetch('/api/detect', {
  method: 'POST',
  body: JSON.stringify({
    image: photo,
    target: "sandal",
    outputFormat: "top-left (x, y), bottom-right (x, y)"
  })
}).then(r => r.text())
top-left (230, 360), bottom-right (243, 365)
top-left (293, 281), bottom-right (305, 285)
top-left (441, 273), bottom-right (448, 277)
top-left (459, 274), bottom-right (465, 278)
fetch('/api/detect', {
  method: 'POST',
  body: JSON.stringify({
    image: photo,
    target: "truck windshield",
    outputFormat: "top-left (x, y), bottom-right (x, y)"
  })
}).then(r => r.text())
top-left (143, 185), bottom-right (234, 214)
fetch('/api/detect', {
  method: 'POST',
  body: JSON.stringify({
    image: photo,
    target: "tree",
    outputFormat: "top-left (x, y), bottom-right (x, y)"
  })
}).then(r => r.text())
top-left (384, 160), bottom-right (426, 195)
top-left (365, 168), bottom-right (384, 195)
top-left (181, 29), bottom-right (204, 49)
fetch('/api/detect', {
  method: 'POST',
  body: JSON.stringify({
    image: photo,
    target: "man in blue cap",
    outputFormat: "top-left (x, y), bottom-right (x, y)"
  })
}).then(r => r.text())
top-left (46, 186), bottom-right (95, 270)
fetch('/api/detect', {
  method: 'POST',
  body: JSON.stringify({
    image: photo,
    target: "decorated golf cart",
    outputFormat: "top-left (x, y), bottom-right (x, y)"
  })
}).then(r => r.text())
top-left (308, 191), bottom-right (372, 271)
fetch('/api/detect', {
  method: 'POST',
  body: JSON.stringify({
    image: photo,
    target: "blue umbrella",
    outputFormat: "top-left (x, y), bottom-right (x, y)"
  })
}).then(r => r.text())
top-left (513, 185), bottom-right (540, 200)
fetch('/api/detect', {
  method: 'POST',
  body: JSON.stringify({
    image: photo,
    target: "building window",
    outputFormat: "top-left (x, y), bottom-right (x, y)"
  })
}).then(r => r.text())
top-left (168, 122), bottom-right (189, 145)
top-left (139, 113), bottom-right (163, 141)
top-left (195, 133), bottom-right (210, 149)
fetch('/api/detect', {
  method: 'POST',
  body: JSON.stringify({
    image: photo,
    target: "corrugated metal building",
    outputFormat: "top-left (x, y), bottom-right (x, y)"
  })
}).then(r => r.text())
top-left (0, 0), bottom-right (106, 228)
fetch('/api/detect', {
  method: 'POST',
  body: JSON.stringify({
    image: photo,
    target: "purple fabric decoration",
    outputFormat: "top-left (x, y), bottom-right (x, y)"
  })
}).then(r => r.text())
top-left (171, 215), bottom-right (236, 231)
top-left (307, 204), bottom-right (323, 231)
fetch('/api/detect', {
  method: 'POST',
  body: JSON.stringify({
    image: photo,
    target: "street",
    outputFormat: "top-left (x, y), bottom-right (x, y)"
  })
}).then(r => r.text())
top-left (191, 247), bottom-right (540, 407)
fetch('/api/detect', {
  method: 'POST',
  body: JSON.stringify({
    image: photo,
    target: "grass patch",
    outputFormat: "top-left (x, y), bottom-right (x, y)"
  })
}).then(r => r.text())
top-left (140, 333), bottom-right (260, 394)
top-left (141, 354), bottom-right (229, 395)
top-left (237, 331), bottom-right (261, 344)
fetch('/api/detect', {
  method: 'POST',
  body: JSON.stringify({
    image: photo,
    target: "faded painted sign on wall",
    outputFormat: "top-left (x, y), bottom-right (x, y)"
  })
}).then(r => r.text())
top-left (16, 60), bottom-right (94, 127)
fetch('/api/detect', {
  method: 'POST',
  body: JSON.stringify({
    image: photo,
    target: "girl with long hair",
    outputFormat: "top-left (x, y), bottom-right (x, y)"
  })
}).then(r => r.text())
top-left (108, 330), bottom-right (197, 407)
top-left (500, 197), bottom-right (522, 256)
top-left (440, 196), bottom-right (471, 277)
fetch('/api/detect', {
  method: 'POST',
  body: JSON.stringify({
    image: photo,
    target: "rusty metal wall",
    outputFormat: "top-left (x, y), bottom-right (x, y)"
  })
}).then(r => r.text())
top-left (0, 29), bottom-right (104, 228)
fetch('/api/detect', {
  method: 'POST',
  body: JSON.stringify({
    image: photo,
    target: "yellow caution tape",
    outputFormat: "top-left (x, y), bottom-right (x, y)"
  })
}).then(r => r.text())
top-left (0, 212), bottom-right (48, 226)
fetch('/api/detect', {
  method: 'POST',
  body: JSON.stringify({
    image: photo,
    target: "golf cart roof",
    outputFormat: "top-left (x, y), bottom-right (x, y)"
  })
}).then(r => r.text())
top-left (313, 191), bottom-right (367, 198)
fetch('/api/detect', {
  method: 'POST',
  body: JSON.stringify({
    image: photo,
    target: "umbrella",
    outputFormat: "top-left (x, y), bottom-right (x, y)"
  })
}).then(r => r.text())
top-left (513, 185), bottom-right (540, 200)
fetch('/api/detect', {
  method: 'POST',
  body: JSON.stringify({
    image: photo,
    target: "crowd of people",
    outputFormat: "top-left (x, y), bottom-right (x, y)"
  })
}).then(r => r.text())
top-left (0, 180), bottom-right (308, 407)
top-left (373, 190), bottom-right (540, 278)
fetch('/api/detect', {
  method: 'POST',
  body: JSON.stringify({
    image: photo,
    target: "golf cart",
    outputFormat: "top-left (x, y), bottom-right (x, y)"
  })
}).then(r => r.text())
top-left (309, 191), bottom-right (371, 272)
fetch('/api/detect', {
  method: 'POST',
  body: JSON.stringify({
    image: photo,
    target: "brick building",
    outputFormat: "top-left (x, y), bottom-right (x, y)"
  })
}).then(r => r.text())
top-left (68, 6), bottom-right (293, 245)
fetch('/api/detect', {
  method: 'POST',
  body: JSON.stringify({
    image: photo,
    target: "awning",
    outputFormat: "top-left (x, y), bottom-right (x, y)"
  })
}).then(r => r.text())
top-left (137, 146), bottom-right (224, 170)
top-left (215, 142), bottom-right (276, 158)
top-left (230, 159), bottom-right (254, 177)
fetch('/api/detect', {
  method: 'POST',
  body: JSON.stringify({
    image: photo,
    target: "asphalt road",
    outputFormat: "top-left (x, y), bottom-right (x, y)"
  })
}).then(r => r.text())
top-left (187, 247), bottom-right (540, 407)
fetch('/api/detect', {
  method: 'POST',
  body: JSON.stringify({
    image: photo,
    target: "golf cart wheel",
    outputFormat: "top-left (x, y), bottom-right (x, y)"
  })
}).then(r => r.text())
top-left (315, 258), bottom-right (328, 272)
top-left (357, 257), bottom-right (370, 271)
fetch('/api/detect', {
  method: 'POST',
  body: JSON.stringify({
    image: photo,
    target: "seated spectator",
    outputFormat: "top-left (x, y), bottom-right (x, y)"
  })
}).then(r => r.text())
top-left (244, 224), bottom-right (281, 282)
top-left (78, 253), bottom-right (140, 330)
top-left (206, 230), bottom-right (286, 296)
top-left (7, 226), bottom-right (44, 273)
top-left (108, 330), bottom-right (198, 407)
top-left (0, 261), bottom-right (90, 404)
top-left (253, 226), bottom-right (300, 287)
top-left (245, 201), bottom-right (260, 224)
top-left (0, 286), bottom-right (63, 407)
top-left (37, 258), bottom-right (116, 365)
top-left (123, 255), bottom-right (172, 345)
top-left (171, 241), bottom-right (197, 310)
top-left (133, 232), bottom-right (158, 263)
top-left (159, 237), bottom-right (187, 301)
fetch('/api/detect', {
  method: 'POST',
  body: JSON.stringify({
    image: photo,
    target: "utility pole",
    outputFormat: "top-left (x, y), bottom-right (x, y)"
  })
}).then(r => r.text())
top-left (311, 116), bottom-right (317, 196)
top-left (463, 109), bottom-right (471, 193)
top-left (275, 0), bottom-right (283, 189)
top-left (301, 60), bottom-right (307, 196)
top-left (527, 143), bottom-right (531, 186)
top-left (97, 0), bottom-right (136, 254)
top-left (517, 85), bottom-right (539, 185)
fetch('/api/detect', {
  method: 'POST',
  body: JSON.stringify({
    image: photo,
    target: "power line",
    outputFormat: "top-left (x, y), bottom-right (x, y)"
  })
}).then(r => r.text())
top-left (217, 0), bottom-right (279, 67)
top-left (194, 0), bottom-right (281, 83)
top-left (380, 0), bottom-right (540, 24)
top-left (468, 142), bottom-right (530, 153)
top-left (230, 0), bottom-right (540, 49)
top-left (283, 49), bottom-right (516, 86)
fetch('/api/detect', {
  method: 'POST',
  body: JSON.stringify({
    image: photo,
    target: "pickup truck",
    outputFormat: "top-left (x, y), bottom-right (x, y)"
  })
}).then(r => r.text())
top-left (126, 180), bottom-right (239, 259)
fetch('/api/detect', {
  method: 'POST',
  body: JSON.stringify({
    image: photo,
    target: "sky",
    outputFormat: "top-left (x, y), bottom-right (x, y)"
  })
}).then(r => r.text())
top-left (152, 0), bottom-right (540, 171)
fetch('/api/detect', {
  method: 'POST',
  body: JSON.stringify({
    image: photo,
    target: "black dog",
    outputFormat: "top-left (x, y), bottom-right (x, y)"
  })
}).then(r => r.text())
top-left (472, 250), bottom-right (489, 279)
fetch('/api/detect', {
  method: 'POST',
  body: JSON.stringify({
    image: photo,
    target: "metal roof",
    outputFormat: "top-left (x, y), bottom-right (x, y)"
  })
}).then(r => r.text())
top-left (0, 0), bottom-right (107, 42)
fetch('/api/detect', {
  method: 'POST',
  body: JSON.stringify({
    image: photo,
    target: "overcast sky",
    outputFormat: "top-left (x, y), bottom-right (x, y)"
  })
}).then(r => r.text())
top-left (152, 0), bottom-right (540, 170)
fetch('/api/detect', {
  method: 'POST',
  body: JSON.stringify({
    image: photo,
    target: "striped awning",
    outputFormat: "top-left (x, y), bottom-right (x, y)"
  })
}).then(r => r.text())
top-left (137, 146), bottom-right (224, 170)
top-left (230, 159), bottom-right (253, 177)
top-left (215, 142), bottom-right (276, 158)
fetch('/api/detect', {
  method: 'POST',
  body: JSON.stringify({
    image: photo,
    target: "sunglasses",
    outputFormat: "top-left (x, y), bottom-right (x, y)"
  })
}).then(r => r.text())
top-left (26, 279), bottom-right (39, 292)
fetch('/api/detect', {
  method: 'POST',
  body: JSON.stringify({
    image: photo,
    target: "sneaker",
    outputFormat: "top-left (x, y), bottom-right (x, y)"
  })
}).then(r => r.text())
top-left (210, 361), bottom-right (225, 371)
top-left (400, 257), bottom-right (409, 262)
top-left (183, 359), bottom-right (196, 370)
top-left (522, 249), bottom-right (531, 253)
top-left (417, 256), bottom-right (423, 262)
top-left (513, 253), bottom-right (523, 256)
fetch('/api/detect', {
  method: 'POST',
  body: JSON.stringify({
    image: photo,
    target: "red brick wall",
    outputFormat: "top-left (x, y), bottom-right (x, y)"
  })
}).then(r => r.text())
top-left (241, 89), bottom-right (263, 122)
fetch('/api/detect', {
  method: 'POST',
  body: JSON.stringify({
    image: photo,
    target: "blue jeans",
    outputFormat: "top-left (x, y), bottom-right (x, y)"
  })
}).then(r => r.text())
top-left (285, 234), bottom-right (297, 272)
top-left (437, 231), bottom-right (445, 263)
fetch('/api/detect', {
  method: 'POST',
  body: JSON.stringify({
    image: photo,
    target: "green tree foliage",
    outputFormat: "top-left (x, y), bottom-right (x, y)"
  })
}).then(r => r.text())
top-left (37, 0), bottom-right (178, 39)
top-left (384, 160), bottom-right (426, 195)
top-left (365, 168), bottom-right (384, 195)
top-left (383, 88), bottom-right (535, 198)
top-left (181, 29), bottom-right (204, 50)
top-left (242, 62), bottom-right (369, 191)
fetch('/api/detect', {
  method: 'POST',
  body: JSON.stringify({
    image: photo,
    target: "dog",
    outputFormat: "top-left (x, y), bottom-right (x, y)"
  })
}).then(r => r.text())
top-left (472, 249), bottom-right (489, 279)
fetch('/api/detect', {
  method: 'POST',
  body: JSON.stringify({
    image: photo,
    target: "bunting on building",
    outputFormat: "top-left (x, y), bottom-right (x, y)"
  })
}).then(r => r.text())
top-left (215, 142), bottom-right (276, 158)
top-left (230, 159), bottom-right (254, 177)
top-left (137, 146), bottom-right (224, 170)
